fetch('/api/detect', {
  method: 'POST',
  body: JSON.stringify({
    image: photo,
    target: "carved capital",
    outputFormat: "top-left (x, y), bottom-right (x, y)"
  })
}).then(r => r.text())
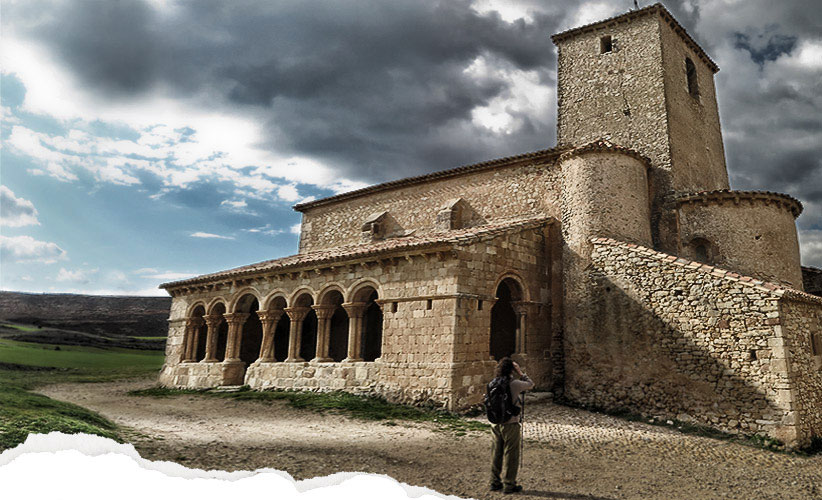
top-left (204, 314), bottom-right (224, 328)
top-left (311, 304), bottom-right (337, 320)
top-left (257, 309), bottom-right (284, 324)
top-left (342, 302), bottom-right (368, 318)
top-left (511, 301), bottom-right (537, 316)
top-left (185, 317), bottom-right (205, 329)
top-left (223, 312), bottom-right (250, 326)
top-left (284, 306), bottom-right (310, 322)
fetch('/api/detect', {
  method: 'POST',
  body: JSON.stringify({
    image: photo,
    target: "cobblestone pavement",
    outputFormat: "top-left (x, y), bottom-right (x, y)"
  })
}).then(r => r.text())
top-left (39, 381), bottom-right (822, 500)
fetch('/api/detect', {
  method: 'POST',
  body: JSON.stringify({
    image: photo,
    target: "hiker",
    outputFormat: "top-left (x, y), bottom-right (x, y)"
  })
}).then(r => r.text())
top-left (487, 357), bottom-right (534, 494)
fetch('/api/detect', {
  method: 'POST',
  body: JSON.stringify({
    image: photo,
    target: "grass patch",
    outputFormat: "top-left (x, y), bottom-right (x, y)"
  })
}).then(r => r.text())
top-left (0, 322), bottom-right (40, 332)
top-left (132, 336), bottom-right (166, 341)
top-left (0, 338), bottom-right (165, 450)
top-left (0, 380), bottom-right (120, 451)
top-left (130, 386), bottom-right (489, 435)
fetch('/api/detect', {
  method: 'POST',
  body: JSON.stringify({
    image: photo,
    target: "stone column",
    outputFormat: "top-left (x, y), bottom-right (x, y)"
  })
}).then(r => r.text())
top-left (256, 309), bottom-right (284, 362)
top-left (342, 302), bottom-right (367, 362)
top-left (311, 305), bottom-right (336, 362)
top-left (284, 307), bottom-right (309, 362)
top-left (511, 302), bottom-right (532, 355)
top-left (182, 317), bottom-right (204, 362)
top-left (223, 313), bottom-right (249, 363)
top-left (202, 314), bottom-right (224, 362)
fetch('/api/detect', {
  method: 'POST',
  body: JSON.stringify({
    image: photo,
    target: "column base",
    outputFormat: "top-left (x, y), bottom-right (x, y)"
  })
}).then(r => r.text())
top-left (203, 358), bottom-right (220, 363)
top-left (342, 357), bottom-right (363, 363)
top-left (220, 360), bottom-right (247, 386)
top-left (284, 357), bottom-right (305, 363)
top-left (257, 357), bottom-right (277, 363)
top-left (311, 357), bottom-right (334, 363)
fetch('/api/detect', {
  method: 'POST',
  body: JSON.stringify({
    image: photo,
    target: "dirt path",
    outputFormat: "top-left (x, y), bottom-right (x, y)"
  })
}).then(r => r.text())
top-left (38, 379), bottom-right (822, 500)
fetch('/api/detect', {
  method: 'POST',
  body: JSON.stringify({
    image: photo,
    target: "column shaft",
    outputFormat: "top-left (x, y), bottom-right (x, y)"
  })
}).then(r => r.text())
top-left (203, 315), bottom-right (223, 362)
top-left (257, 310), bottom-right (283, 362)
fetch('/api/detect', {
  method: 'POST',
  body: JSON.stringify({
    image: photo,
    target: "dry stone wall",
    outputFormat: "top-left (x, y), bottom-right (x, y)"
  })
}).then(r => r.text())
top-left (297, 160), bottom-right (561, 252)
top-left (566, 238), bottom-right (819, 446)
top-left (779, 298), bottom-right (822, 442)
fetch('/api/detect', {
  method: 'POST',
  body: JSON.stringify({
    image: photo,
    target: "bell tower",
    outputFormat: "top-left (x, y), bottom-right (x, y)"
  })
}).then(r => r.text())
top-left (552, 3), bottom-right (729, 252)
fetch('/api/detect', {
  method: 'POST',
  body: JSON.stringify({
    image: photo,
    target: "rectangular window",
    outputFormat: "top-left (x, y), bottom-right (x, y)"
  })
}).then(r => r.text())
top-left (600, 35), bottom-right (612, 54)
top-left (392, 302), bottom-right (398, 313)
top-left (426, 299), bottom-right (433, 310)
top-left (478, 299), bottom-right (483, 311)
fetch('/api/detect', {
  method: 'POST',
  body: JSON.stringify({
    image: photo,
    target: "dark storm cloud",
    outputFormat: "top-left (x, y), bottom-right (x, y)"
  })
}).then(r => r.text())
top-left (5, 0), bottom-right (574, 181)
top-left (4, 0), bottom-right (820, 241)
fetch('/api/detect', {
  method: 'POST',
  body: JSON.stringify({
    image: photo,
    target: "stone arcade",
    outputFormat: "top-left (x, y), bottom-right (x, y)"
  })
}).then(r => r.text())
top-left (159, 4), bottom-right (822, 447)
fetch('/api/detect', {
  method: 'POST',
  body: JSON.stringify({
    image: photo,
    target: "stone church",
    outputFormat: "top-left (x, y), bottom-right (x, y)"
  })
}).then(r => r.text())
top-left (159, 4), bottom-right (822, 447)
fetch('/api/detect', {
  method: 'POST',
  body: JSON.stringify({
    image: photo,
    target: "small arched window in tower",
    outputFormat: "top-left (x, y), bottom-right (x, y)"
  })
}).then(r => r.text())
top-left (690, 237), bottom-right (712, 264)
top-left (685, 57), bottom-right (699, 98)
top-left (600, 35), bottom-right (612, 54)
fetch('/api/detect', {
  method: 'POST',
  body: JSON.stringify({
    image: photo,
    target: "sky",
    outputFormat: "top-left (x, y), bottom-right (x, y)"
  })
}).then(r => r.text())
top-left (1, 0), bottom-right (820, 297)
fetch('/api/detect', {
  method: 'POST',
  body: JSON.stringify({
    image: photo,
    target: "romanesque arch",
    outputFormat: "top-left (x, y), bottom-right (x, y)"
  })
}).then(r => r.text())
top-left (233, 293), bottom-right (263, 365)
top-left (266, 295), bottom-right (289, 362)
top-left (490, 277), bottom-right (523, 360)
top-left (318, 287), bottom-right (348, 362)
top-left (350, 284), bottom-right (382, 362)
top-left (293, 292), bottom-right (317, 361)
top-left (207, 301), bottom-right (229, 361)
top-left (183, 304), bottom-right (207, 362)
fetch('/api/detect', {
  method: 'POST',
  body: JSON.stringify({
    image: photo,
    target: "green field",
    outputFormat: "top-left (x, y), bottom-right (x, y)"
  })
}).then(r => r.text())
top-left (0, 338), bottom-right (164, 451)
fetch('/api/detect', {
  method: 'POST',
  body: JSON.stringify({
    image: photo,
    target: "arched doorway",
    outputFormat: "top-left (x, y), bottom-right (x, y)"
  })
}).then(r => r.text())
top-left (490, 278), bottom-right (521, 360)
top-left (234, 294), bottom-right (263, 365)
top-left (190, 305), bottom-right (206, 361)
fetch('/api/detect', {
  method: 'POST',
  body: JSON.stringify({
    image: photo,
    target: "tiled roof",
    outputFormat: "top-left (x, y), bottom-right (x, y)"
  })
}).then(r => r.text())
top-left (676, 189), bottom-right (803, 218)
top-left (293, 147), bottom-right (565, 212)
top-left (161, 216), bottom-right (552, 289)
top-left (551, 3), bottom-right (719, 73)
top-left (591, 237), bottom-right (822, 305)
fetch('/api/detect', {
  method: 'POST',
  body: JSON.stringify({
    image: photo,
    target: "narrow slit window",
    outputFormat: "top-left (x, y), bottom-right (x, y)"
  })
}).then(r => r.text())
top-left (426, 299), bottom-right (433, 310)
top-left (600, 35), bottom-right (613, 54)
top-left (391, 302), bottom-right (398, 313)
top-left (478, 300), bottom-right (483, 311)
top-left (686, 57), bottom-right (699, 97)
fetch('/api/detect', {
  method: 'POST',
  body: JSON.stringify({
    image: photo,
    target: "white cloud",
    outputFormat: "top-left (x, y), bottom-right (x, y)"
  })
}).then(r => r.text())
top-left (244, 224), bottom-right (284, 237)
top-left (190, 232), bottom-right (234, 240)
top-left (290, 223), bottom-right (302, 235)
top-left (465, 55), bottom-right (554, 135)
top-left (56, 267), bottom-right (98, 284)
top-left (1, 27), bottom-right (368, 201)
top-left (799, 228), bottom-right (822, 268)
top-left (0, 235), bottom-right (66, 263)
top-left (140, 271), bottom-right (198, 280)
top-left (0, 186), bottom-right (40, 227)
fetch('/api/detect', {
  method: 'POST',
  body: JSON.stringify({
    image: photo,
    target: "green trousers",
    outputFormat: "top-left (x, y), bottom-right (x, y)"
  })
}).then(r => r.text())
top-left (490, 422), bottom-right (522, 487)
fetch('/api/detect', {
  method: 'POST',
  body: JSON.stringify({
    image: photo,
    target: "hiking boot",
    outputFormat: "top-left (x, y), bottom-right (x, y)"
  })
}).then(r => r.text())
top-left (503, 484), bottom-right (523, 494)
top-left (490, 483), bottom-right (503, 491)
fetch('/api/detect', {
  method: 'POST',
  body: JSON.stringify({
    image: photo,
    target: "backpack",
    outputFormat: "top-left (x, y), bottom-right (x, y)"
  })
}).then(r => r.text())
top-left (484, 376), bottom-right (521, 424)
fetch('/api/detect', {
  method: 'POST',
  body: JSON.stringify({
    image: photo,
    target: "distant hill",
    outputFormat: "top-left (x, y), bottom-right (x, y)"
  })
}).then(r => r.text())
top-left (0, 291), bottom-right (171, 345)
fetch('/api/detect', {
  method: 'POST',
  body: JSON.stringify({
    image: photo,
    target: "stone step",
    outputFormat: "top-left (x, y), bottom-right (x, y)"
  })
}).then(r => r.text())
top-left (212, 385), bottom-right (244, 393)
top-left (525, 392), bottom-right (553, 403)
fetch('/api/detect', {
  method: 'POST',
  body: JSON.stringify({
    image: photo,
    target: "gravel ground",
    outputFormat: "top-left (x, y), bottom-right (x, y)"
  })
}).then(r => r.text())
top-left (38, 379), bottom-right (822, 500)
